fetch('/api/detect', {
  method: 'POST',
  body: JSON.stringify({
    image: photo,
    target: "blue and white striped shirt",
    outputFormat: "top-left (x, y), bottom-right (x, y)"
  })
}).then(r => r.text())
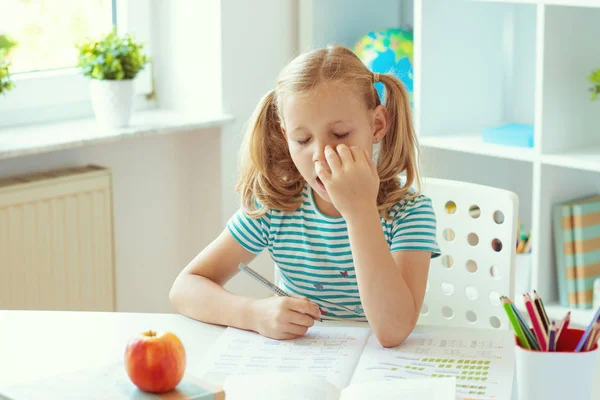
top-left (227, 185), bottom-right (441, 321)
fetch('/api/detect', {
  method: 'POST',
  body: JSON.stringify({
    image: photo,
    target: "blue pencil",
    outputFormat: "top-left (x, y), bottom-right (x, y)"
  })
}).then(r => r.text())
top-left (575, 304), bottom-right (600, 352)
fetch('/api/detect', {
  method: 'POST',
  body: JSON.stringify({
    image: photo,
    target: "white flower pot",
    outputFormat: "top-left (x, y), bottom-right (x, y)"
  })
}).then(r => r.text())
top-left (90, 79), bottom-right (134, 128)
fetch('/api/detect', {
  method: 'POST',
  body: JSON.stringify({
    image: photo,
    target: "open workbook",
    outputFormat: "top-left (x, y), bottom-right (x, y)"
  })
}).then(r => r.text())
top-left (197, 323), bottom-right (515, 400)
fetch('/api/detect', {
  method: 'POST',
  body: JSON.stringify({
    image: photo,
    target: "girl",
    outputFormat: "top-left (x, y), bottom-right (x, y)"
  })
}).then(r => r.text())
top-left (170, 45), bottom-right (440, 348)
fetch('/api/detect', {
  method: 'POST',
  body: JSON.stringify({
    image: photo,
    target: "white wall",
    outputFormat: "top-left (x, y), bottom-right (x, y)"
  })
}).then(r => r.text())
top-left (0, 130), bottom-right (222, 313)
top-left (220, 0), bottom-right (299, 296)
top-left (151, 0), bottom-right (222, 117)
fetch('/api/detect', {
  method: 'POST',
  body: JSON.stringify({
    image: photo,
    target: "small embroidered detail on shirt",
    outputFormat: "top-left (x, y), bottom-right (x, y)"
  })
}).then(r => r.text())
top-left (319, 307), bottom-right (328, 315)
top-left (340, 271), bottom-right (349, 278)
top-left (314, 283), bottom-right (324, 290)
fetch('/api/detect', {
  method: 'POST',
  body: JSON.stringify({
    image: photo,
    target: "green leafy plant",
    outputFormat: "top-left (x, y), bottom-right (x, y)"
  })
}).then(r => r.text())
top-left (76, 28), bottom-right (150, 80)
top-left (0, 49), bottom-right (15, 96)
top-left (589, 68), bottom-right (600, 101)
top-left (0, 34), bottom-right (17, 54)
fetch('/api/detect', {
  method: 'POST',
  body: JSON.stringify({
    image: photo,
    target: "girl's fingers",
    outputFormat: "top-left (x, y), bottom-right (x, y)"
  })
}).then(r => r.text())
top-left (289, 298), bottom-right (321, 321)
top-left (315, 160), bottom-right (332, 183)
top-left (350, 146), bottom-right (367, 166)
top-left (287, 311), bottom-right (316, 328)
top-left (324, 145), bottom-right (342, 172)
top-left (335, 144), bottom-right (354, 166)
top-left (284, 322), bottom-right (310, 336)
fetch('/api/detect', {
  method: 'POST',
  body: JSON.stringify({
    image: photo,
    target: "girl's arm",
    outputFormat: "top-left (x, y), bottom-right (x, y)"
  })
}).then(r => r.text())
top-left (346, 208), bottom-right (430, 348)
top-left (315, 144), bottom-right (434, 348)
top-left (169, 229), bottom-right (258, 330)
top-left (169, 229), bottom-right (321, 339)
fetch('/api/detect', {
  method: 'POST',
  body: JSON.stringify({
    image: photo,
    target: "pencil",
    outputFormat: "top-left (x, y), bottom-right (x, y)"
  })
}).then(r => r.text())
top-left (502, 297), bottom-right (531, 350)
top-left (548, 321), bottom-right (556, 351)
top-left (507, 297), bottom-right (540, 350)
top-left (555, 311), bottom-right (570, 350)
top-left (524, 294), bottom-right (548, 351)
top-left (575, 304), bottom-right (600, 352)
top-left (533, 290), bottom-right (550, 333)
top-left (584, 322), bottom-right (600, 352)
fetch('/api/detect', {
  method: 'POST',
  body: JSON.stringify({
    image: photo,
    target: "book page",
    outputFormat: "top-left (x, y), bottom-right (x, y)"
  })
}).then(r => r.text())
top-left (340, 377), bottom-right (456, 400)
top-left (197, 325), bottom-right (371, 389)
top-left (223, 372), bottom-right (340, 400)
top-left (349, 325), bottom-right (514, 399)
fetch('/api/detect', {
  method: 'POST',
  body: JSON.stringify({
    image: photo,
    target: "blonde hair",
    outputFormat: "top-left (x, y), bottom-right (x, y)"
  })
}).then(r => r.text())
top-left (237, 45), bottom-right (421, 220)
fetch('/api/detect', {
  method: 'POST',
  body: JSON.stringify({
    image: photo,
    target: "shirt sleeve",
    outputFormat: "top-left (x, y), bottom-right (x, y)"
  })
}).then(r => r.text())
top-left (226, 206), bottom-right (270, 254)
top-left (391, 195), bottom-right (441, 258)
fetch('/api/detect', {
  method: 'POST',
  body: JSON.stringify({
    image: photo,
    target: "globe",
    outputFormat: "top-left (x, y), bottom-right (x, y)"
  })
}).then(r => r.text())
top-left (353, 28), bottom-right (414, 108)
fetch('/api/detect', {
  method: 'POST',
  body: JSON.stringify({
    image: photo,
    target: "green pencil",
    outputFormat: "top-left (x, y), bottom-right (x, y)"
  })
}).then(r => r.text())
top-left (502, 296), bottom-right (531, 350)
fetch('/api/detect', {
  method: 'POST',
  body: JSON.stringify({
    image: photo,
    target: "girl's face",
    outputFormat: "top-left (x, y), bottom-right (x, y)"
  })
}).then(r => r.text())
top-left (281, 82), bottom-right (388, 209)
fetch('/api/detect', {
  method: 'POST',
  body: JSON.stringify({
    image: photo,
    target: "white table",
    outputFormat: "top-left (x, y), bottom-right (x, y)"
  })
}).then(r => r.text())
top-left (0, 310), bottom-right (227, 390)
top-left (0, 310), bottom-right (551, 400)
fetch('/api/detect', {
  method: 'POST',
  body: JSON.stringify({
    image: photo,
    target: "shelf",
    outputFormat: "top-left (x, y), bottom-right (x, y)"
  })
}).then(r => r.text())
top-left (470, 0), bottom-right (600, 8)
top-left (419, 134), bottom-right (535, 162)
top-left (542, 146), bottom-right (600, 173)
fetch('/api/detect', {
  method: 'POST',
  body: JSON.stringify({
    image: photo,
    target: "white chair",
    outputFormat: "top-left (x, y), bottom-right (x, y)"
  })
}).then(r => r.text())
top-left (417, 177), bottom-right (519, 330)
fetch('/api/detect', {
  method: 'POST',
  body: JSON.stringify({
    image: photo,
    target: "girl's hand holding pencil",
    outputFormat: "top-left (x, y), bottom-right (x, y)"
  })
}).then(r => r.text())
top-left (502, 290), bottom-right (600, 352)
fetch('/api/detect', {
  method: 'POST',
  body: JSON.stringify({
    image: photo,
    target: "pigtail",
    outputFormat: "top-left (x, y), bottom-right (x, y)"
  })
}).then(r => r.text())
top-left (376, 73), bottom-right (422, 219)
top-left (237, 90), bottom-right (304, 218)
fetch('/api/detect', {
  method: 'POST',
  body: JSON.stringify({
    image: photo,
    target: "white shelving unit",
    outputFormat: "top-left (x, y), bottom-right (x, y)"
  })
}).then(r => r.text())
top-left (299, 0), bottom-right (600, 327)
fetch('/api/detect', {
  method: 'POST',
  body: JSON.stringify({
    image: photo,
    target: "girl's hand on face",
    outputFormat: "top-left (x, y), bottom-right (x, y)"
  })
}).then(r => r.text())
top-left (251, 294), bottom-right (321, 340)
top-left (315, 144), bottom-right (379, 218)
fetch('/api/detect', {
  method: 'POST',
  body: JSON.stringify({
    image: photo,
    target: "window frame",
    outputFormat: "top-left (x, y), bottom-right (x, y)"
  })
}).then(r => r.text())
top-left (0, 0), bottom-right (153, 129)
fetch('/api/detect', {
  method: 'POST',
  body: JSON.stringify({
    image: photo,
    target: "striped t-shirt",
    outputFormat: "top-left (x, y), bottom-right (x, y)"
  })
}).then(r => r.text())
top-left (227, 185), bottom-right (441, 321)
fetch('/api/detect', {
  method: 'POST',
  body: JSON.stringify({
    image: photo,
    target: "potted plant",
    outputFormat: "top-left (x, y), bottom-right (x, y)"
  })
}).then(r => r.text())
top-left (76, 28), bottom-right (149, 128)
top-left (589, 68), bottom-right (600, 101)
top-left (0, 49), bottom-right (15, 96)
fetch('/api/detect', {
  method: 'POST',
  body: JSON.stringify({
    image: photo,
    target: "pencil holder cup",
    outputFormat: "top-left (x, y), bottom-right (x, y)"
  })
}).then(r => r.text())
top-left (515, 328), bottom-right (599, 399)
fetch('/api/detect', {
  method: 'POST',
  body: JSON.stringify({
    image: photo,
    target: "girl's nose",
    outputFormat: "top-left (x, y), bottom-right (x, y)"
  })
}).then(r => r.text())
top-left (312, 144), bottom-right (327, 164)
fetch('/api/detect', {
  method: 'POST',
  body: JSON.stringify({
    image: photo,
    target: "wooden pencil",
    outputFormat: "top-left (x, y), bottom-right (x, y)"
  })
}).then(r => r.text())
top-left (548, 321), bottom-right (556, 351)
top-left (524, 293), bottom-right (548, 351)
top-left (533, 290), bottom-right (550, 333)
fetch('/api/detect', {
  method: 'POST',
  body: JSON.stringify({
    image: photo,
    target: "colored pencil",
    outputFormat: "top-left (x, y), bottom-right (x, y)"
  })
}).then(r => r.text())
top-left (554, 311), bottom-right (570, 350)
top-left (533, 290), bottom-right (550, 333)
top-left (575, 304), bottom-right (600, 352)
top-left (507, 297), bottom-right (540, 350)
top-left (524, 294), bottom-right (548, 351)
top-left (548, 321), bottom-right (556, 351)
top-left (502, 297), bottom-right (531, 350)
top-left (584, 322), bottom-right (600, 352)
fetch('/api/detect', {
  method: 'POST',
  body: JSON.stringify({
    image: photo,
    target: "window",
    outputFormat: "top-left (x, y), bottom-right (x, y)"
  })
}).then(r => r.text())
top-left (0, 0), bottom-right (115, 74)
top-left (0, 0), bottom-right (152, 128)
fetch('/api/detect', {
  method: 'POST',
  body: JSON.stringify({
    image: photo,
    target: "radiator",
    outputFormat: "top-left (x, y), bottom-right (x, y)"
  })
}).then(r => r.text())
top-left (0, 165), bottom-right (116, 311)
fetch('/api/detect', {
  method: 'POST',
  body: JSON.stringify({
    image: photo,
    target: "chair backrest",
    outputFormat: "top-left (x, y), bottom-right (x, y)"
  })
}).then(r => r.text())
top-left (417, 177), bottom-right (518, 330)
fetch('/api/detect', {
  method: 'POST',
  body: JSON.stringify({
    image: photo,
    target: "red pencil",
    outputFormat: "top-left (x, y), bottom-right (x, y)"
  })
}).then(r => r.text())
top-left (555, 311), bottom-right (570, 349)
top-left (524, 293), bottom-right (548, 351)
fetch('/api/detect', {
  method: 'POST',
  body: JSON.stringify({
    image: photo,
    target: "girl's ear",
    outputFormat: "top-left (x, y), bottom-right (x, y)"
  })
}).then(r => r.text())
top-left (280, 123), bottom-right (287, 139)
top-left (371, 104), bottom-right (389, 143)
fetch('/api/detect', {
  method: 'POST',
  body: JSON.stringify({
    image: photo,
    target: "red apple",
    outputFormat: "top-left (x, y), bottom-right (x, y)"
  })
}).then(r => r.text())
top-left (124, 330), bottom-right (186, 393)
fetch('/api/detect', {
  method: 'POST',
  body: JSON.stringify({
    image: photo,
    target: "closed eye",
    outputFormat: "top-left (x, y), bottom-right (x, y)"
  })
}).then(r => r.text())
top-left (297, 137), bottom-right (311, 145)
top-left (334, 132), bottom-right (350, 140)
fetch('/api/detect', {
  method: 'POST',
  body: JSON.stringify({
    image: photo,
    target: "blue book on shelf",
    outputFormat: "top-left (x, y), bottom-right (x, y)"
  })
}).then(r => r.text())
top-left (481, 123), bottom-right (533, 148)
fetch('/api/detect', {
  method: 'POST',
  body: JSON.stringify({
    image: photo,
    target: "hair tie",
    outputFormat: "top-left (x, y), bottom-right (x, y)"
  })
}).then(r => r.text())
top-left (373, 72), bottom-right (380, 83)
